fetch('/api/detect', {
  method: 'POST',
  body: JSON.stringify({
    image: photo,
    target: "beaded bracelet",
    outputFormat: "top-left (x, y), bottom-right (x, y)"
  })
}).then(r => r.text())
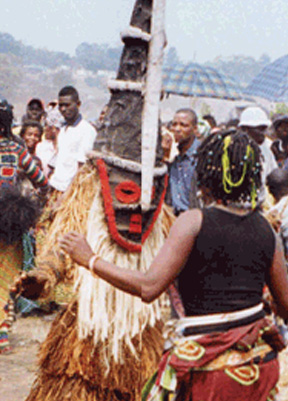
top-left (88, 254), bottom-right (101, 272)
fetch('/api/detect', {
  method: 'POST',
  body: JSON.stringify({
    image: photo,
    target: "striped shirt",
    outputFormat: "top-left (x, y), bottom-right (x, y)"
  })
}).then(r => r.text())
top-left (0, 138), bottom-right (48, 189)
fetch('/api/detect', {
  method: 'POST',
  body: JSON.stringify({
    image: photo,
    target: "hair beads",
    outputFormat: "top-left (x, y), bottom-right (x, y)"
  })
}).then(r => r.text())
top-left (221, 135), bottom-right (257, 208)
top-left (196, 130), bottom-right (262, 207)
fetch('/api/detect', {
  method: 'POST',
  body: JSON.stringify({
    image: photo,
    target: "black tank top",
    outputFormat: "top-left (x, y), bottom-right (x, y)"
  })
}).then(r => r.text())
top-left (178, 207), bottom-right (275, 316)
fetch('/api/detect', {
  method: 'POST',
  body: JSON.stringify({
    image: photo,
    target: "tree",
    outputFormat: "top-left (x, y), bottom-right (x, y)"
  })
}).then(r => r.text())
top-left (274, 103), bottom-right (288, 115)
top-left (164, 46), bottom-right (179, 67)
top-left (22, 45), bottom-right (72, 68)
top-left (52, 70), bottom-right (74, 88)
top-left (0, 33), bottom-right (22, 56)
top-left (0, 53), bottom-right (23, 100)
top-left (75, 42), bottom-right (121, 72)
top-left (259, 53), bottom-right (271, 66)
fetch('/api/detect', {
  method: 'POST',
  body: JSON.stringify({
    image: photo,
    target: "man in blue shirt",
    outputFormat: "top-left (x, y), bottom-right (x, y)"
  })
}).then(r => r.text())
top-left (168, 108), bottom-right (201, 215)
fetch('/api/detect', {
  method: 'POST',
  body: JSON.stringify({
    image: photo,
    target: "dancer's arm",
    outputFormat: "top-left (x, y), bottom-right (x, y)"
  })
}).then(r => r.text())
top-left (59, 209), bottom-right (203, 302)
top-left (266, 235), bottom-right (288, 320)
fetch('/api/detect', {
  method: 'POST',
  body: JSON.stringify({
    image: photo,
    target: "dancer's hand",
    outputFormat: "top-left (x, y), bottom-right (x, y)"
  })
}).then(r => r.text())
top-left (59, 231), bottom-right (94, 268)
top-left (10, 270), bottom-right (50, 300)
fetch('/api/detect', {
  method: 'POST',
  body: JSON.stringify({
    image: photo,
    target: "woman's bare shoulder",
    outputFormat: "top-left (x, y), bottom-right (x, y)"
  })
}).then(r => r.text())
top-left (170, 208), bottom-right (203, 238)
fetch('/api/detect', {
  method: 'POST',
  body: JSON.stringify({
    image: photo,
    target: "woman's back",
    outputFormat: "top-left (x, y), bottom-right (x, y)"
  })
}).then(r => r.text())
top-left (178, 207), bottom-right (275, 316)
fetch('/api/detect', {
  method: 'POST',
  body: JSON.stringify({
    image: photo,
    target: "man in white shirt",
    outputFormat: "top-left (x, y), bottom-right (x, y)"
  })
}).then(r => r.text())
top-left (49, 86), bottom-right (97, 193)
top-left (239, 106), bottom-right (278, 205)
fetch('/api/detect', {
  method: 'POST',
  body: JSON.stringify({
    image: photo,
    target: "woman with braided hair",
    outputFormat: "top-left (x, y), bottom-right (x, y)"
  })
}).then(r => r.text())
top-left (35, 129), bottom-right (287, 400)
top-left (196, 128), bottom-right (263, 208)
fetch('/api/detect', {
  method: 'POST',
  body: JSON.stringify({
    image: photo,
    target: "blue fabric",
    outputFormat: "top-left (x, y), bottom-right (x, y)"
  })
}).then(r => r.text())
top-left (15, 231), bottom-right (39, 314)
top-left (22, 231), bottom-right (35, 272)
top-left (169, 138), bottom-right (201, 212)
top-left (16, 296), bottom-right (39, 315)
top-left (162, 63), bottom-right (244, 100)
top-left (245, 55), bottom-right (288, 102)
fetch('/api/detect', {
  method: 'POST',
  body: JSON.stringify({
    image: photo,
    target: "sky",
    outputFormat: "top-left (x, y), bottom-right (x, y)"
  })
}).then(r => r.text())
top-left (1, 0), bottom-right (288, 63)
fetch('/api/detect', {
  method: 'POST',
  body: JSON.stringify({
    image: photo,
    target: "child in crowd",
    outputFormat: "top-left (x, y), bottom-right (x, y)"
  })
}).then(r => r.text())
top-left (36, 107), bottom-right (63, 177)
top-left (19, 120), bottom-right (43, 169)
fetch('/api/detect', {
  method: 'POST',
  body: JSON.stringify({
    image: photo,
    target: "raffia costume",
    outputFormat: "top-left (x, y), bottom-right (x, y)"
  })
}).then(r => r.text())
top-left (25, 1), bottom-right (173, 400)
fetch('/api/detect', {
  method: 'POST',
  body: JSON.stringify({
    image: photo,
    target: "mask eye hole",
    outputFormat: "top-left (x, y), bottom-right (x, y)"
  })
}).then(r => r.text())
top-left (115, 180), bottom-right (141, 204)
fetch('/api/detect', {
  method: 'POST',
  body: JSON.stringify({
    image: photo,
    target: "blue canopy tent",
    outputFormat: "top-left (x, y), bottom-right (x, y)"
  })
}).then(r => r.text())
top-left (162, 63), bottom-right (245, 100)
top-left (245, 55), bottom-right (288, 102)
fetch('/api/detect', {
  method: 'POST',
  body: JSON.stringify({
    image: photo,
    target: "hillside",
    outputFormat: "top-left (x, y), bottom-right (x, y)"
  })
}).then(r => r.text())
top-left (0, 32), bottom-right (272, 123)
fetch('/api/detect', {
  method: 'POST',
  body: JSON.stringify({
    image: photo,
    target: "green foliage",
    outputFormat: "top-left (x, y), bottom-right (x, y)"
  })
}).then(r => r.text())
top-left (52, 70), bottom-right (74, 89)
top-left (0, 33), bottom-right (22, 56)
top-left (0, 31), bottom-right (120, 109)
top-left (22, 46), bottom-right (72, 68)
top-left (0, 32), bottom-right (73, 68)
top-left (0, 31), bottom-right (122, 72)
top-left (75, 42), bottom-right (121, 72)
top-left (163, 49), bottom-right (270, 88)
top-left (206, 54), bottom-right (271, 87)
top-left (274, 103), bottom-right (288, 115)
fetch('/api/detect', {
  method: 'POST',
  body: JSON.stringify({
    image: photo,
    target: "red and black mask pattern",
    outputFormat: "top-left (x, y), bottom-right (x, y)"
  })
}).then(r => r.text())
top-left (96, 158), bottom-right (167, 252)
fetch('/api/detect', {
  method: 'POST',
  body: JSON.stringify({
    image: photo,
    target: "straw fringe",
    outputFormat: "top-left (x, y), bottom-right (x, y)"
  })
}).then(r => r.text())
top-left (29, 166), bottom-right (174, 400)
top-left (26, 301), bottom-right (164, 401)
top-left (161, 203), bottom-right (176, 237)
top-left (76, 174), bottom-right (167, 366)
top-left (36, 164), bottom-right (98, 282)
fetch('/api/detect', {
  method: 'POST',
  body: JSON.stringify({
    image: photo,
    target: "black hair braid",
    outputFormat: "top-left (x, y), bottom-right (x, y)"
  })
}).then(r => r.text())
top-left (195, 130), bottom-right (262, 204)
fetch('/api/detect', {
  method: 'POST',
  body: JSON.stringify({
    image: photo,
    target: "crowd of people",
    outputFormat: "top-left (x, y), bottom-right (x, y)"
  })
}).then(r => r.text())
top-left (162, 106), bottom-right (288, 214)
top-left (0, 85), bottom-right (98, 353)
top-left (1, 88), bottom-right (288, 400)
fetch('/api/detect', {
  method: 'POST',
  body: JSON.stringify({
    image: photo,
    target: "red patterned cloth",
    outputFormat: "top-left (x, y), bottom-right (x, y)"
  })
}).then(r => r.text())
top-left (0, 137), bottom-right (48, 189)
top-left (142, 318), bottom-right (283, 401)
top-left (184, 360), bottom-right (279, 401)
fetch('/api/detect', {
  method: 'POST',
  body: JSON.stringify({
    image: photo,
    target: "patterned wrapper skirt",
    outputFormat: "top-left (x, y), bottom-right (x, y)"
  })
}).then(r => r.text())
top-left (142, 317), bottom-right (283, 401)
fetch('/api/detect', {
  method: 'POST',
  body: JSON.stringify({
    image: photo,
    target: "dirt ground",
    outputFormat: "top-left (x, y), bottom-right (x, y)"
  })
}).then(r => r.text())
top-left (0, 315), bottom-right (53, 401)
top-left (1, 314), bottom-right (288, 401)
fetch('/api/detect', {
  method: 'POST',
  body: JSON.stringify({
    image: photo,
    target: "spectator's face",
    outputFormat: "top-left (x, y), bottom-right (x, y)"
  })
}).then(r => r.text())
top-left (241, 125), bottom-right (267, 145)
top-left (276, 121), bottom-right (288, 141)
top-left (23, 126), bottom-right (42, 152)
top-left (58, 95), bottom-right (80, 124)
top-left (26, 103), bottom-right (43, 122)
top-left (171, 112), bottom-right (196, 146)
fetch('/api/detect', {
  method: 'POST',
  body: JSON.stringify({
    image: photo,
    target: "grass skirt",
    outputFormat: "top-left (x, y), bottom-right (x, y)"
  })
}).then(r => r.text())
top-left (25, 164), bottom-right (174, 400)
top-left (26, 301), bottom-right (164, 401)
